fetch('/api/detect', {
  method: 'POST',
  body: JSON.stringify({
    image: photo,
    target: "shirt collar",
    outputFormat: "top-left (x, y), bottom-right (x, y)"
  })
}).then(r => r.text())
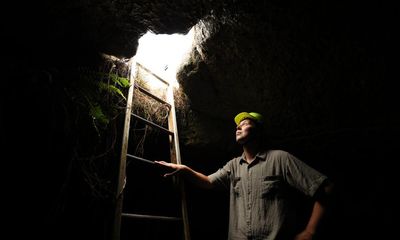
top-left (239, 150), bottom-right (268, 164)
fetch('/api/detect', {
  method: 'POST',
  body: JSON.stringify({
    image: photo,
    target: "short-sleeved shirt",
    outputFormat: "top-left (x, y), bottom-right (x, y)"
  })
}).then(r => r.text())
top-left (208, 150), bottom-right (327, 240)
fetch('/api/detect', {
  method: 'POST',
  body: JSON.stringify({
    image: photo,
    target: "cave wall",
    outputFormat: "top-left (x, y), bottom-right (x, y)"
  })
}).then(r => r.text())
top-left (177, 3), bottom-right (399, 239)
top-left (3, 0), bottom-right (399, 240)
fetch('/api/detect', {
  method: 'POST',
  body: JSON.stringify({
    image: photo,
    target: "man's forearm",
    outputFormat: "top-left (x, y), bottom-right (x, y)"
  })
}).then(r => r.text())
top-left (181, 165), bottom-right (214, 189)
top-left (302, 181), bottom-right (334, 238)
top-left (304, 200), bottom-right (325, 235)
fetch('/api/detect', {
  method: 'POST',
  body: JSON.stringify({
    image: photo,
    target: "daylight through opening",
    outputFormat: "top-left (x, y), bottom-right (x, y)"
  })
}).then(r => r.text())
top-left (132, 28), bottom-right (195, 90)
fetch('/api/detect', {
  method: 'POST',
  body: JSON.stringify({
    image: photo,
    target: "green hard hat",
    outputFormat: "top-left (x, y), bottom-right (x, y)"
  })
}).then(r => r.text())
top-left (234, 112), bottom-right (264, 126)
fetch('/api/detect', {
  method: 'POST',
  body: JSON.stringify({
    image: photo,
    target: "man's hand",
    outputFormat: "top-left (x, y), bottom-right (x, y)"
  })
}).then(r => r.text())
top-left (154, 161), bottom-right (186, 177)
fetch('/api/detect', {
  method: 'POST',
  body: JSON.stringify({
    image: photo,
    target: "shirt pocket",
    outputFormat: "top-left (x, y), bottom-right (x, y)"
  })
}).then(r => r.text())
top-left (260, 176), bottom-right (283, 199)
top-left (232, 177), bottom-right (242, 198)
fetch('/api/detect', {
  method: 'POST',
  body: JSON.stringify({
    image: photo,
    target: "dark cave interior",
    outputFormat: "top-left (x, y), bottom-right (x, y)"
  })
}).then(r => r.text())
top-left (2, 1), bottom-right (399, 239)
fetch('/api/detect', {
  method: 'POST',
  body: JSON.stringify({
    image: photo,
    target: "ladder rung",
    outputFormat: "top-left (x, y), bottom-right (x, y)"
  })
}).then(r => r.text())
top-left (135, 83), bottom-right (171, 107)
top-left (131, 113), bottom-right (174, 135)
top-left (122, 213), bottom-right (181, 221)
top-left (136, 62), bottom-right (170, 86)
top-left (126, 154), bottom-right (154, 165)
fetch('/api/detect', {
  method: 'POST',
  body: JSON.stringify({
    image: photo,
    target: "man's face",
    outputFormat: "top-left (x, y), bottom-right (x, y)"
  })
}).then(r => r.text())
top-left (235, 119), bottom-right (257, 144)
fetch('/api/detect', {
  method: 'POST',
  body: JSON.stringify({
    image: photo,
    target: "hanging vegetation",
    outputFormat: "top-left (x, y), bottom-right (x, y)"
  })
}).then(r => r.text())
top-left (59, 54), bottom-right (131, 201)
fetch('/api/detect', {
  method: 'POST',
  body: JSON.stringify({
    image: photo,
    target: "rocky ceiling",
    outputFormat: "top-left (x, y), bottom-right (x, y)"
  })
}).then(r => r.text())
top-left (3, 0), bottom-right (399, 239)
top-left (5, 0), bottom-right (398, 148)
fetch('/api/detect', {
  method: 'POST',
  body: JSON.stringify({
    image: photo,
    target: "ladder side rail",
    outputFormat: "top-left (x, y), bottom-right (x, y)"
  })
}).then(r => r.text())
top-left (167, 86), bottom-right (181, 165)
top-left (167, 83), bottom-right (191, 240)
top-left (112, 61), bottom-right (137, 240)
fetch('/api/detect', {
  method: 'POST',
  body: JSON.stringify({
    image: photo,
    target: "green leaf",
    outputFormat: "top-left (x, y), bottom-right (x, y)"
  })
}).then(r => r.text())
top-left (89, 104), bottom-right (109, 126)
top-left (98, 82), bottom-right (127, 100)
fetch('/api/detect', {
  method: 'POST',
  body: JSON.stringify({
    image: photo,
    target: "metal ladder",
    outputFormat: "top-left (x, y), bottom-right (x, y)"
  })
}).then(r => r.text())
top-left (112, 61), bottom-right (190, 240)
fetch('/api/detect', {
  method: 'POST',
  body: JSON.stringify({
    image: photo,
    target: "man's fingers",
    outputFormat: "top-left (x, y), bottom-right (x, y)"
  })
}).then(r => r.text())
top-left (155, 161), bottom-right (169, 166)
top-left (154, 161), bottom-right (180, 177)
top-left (163, 169), bottom-right (180, 177)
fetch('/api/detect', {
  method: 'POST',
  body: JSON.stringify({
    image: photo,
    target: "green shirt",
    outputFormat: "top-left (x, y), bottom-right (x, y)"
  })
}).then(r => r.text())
top-left (208, 150), bottom-right (328, 240)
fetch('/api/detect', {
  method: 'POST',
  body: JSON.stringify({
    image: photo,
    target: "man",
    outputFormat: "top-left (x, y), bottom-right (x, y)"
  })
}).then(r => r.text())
top-left (155, 112), bottom-right (333, 240)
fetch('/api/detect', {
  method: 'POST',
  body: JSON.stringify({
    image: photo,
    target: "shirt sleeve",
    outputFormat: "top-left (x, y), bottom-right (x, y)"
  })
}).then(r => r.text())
top-left (284, 152), bottom-right (328, 197)
top-left (208, 159), bottom-right (234, 190)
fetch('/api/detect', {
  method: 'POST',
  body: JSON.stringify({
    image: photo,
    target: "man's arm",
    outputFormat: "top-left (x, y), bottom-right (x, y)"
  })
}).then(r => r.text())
top-left (295, 180), bottom-right (334, 240)
top-left (154, 161), bottom-right (214, 189)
